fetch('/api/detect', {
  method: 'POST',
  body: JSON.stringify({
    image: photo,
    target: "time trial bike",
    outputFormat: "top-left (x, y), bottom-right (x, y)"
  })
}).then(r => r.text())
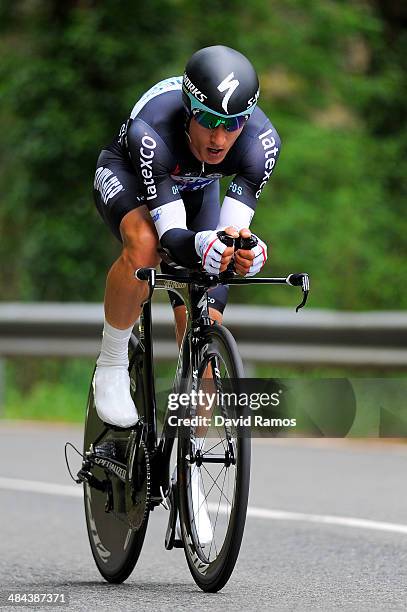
top-left (69, 234), bottom-right (309, 592)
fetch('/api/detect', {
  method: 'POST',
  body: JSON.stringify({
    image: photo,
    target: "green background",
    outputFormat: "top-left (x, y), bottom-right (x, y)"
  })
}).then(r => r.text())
top-left (1, 1), bottom-right (406, 422)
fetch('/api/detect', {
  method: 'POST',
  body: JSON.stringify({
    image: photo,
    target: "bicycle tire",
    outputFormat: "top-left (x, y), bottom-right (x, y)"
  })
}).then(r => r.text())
top-left (83, 336), bottom-right (149, 583)
top-left (177, 323), bottom-right (251, 592)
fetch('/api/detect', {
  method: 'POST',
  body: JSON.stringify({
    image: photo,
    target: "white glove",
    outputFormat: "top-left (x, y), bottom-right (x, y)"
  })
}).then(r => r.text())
top-left (195, 230), bottom-right (228, 274)
top-left (243, 235), bottom-right (268, 277)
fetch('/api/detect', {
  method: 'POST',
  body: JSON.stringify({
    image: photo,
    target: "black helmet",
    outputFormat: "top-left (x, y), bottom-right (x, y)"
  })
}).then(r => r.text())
top-left (182, 45), bottom-right (259, 119)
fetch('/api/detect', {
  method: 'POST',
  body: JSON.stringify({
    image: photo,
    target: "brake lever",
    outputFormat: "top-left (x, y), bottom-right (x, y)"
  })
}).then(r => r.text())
top-left (286, 273), bottom-right (310, 312)
top-left (295, 288), bottom-right (309, 313)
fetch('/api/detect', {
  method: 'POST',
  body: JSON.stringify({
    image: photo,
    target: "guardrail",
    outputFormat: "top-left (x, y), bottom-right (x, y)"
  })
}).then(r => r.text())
top-left (0, 302), bottom-right (407, 368)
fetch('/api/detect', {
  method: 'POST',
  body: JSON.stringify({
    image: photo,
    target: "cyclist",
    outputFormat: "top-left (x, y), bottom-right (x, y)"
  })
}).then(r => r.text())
top-left (93, 44), bottom-right (281, 427)
top-left (92, 45), bottom-right (281, 539)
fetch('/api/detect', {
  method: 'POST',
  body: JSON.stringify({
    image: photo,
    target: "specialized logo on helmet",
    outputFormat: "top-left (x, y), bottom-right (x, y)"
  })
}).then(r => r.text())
top-left (247, 88), bottom-right (260, 109)
top-left (217, 72), bottom-right (240, 113)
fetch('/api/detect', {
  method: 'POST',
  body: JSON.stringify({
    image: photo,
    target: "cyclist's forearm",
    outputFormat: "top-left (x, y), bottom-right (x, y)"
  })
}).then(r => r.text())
top-left (160, 228), bottom-right (200, 267)
top-left (216, 195), bottom-right (255, 231)
top-left (150, 199), bottom-right (200, 267)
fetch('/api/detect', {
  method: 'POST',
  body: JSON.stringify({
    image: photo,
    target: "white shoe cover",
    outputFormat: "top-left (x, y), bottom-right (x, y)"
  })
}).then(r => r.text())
top-left (190, 468), bottom-right (213, 544)
top-left (191, 467), bottom-right (213, 545)
top-left (172, 465), bottom-right (213, 545)
top-left (93, 365), bottom-right (138, 428)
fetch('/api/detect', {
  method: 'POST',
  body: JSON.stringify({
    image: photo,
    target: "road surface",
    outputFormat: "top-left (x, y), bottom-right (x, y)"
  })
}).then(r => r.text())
top-left (0, 421), bottom-right (406, 611)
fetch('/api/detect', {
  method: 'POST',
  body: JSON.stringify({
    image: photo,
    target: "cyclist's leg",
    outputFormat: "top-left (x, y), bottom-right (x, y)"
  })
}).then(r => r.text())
top-left (93, 150), bottom-right (160, 426)
top-left (94, 151), bottom-right (160, 328)
top-left (168, 181), bottom-right (228, 343)
top-left (187, 180), bottom-right (229, 323)
top-left (171, 183), bottom-right (228, 440)
top-left (170, 290), bottom-right (225, 345)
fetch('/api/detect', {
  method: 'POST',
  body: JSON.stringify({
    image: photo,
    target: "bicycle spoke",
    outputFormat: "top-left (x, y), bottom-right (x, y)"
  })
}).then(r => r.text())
top-left (208, 467), bottom-right (228, 558)
top-left (215, 426), bottom-right (227, 452)
top-left (191, 464), bottom-right (227, 519)
top-left (201, 462), bottom-right (234, 508)
top-left (190, 465), bottom-right (224, 517)
top-left (197, 468), bottom-right (218, 556)
top-left (201, 439), bottom-right (226, 455)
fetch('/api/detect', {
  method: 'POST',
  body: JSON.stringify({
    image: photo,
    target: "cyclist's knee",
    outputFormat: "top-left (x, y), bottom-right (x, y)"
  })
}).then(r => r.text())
top-left (120, 213), bottom-right (160, 269)
top-left (209, 308), bottom-right (223, 324)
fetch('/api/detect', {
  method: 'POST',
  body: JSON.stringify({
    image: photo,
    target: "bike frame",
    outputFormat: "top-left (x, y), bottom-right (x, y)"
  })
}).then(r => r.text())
top-left (133, 267), bottom-right (309, 501)
top-left (135, 270), bottom-right (213, 500)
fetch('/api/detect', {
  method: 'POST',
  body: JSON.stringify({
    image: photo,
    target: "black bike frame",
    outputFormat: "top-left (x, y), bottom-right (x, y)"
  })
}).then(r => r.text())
top-left (134, 268), bottom-right (309, 497)
top-left (136, 272), bottom-right (212, 496)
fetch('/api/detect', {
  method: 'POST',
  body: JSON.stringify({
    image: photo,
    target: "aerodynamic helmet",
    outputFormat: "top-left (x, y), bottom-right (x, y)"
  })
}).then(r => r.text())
top-left (182, 45), bottom-right (259, 130)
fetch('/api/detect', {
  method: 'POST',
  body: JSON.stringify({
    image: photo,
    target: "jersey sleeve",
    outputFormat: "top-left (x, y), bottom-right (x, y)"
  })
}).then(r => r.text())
top-left (225, 120), bottom-right (281, 213)
top-left (126, 118), bottom-right (200, 267)
top-left (126, 117), bottom-right (180, 209)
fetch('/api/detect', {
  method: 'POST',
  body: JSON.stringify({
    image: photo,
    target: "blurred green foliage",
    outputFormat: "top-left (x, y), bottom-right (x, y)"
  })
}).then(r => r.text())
top-left (0, 0), bottom-right (406, 308)
top-left (4, 356), bottom-right (405, 424)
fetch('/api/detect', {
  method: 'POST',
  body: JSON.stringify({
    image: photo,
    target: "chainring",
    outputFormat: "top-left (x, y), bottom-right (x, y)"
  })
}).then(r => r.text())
top-left (125, 439), bottom-right (151, 531)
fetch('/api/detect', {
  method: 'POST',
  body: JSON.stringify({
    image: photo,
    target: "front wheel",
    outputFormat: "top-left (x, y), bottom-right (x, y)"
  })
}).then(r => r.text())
top-left (177, 323), bottom-right (251, 592)
top-left (83, 336), bottom-right (149, 583)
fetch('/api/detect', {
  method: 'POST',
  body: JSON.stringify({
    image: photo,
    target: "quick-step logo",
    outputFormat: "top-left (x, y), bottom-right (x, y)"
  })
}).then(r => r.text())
top-left (256, 128), bottom-right (279, 199)
top-left (140, 134), bottom-right (157, 201)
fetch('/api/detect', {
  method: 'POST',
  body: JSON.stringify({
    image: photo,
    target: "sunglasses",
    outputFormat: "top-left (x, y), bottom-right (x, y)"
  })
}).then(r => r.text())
top-left (192, 109), bottom-right (249, 132)
top-left (184, 90), bottom-right (255, 132)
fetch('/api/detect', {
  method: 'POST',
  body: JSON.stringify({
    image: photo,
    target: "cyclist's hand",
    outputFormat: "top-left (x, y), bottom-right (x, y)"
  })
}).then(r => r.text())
top-left (195, 227), bottom-right (238, 274)
top-left (220, 226), bottom-right (239, 272)
top-left (235, 228), bottom-right (268, 277)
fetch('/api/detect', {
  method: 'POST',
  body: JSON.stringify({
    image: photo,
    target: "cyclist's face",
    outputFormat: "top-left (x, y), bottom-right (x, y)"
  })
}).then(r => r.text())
top-left (188, 117), bottom-right (244, 164)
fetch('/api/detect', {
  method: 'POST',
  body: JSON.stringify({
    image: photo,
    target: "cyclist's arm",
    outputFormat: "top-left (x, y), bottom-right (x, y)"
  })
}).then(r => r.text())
top-left (217, 121), bottom-right (281, 230)
top-left (126, 119), bottom-right (200, 267)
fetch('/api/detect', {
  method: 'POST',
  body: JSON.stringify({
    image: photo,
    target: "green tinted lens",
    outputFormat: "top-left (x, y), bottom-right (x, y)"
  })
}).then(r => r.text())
top-left (194, 112), bottom-right (222, 130)
top-left (194, 111), bottom-right (247, 132)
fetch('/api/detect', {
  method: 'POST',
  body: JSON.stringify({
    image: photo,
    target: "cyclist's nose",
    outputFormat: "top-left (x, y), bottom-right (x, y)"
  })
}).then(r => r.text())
top-left (210, 126), bottom-right (227, 147)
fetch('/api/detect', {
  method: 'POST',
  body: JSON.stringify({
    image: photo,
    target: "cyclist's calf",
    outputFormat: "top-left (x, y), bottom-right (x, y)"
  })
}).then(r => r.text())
top-left (104, 208), bottom-right (161, 327)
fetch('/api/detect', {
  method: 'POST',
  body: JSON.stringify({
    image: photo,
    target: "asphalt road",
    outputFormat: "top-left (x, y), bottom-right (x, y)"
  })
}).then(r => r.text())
top-left (1, 421), bottom-right (407, 611)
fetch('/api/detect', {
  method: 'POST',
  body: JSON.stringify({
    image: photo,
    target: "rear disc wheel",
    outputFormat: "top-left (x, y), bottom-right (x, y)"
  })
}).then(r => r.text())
top-left (83, 337), bottom-right (149, 583)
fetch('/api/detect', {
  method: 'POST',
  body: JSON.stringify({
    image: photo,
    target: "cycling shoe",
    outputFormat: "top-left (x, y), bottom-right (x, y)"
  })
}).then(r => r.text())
top-left (93, 365), bottom-right (138, 428)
